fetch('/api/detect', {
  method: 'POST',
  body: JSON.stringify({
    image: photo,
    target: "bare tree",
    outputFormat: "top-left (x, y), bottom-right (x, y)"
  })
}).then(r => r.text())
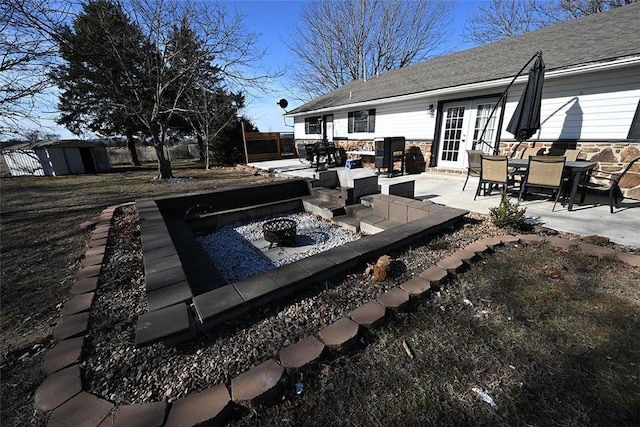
top-left (164, 18), bottom-right (246, 168)
top-left (464, 0), bottom-right (637, 45)
top-left (286, 0), bottom-right (456, 99)
top-left (0, 0), bottom-right (72, 138)
top-left (21, 129), bottom-right (60, 142)
top-left (55, 0), bottom-right (272, 178)
top-left (556, 0), bottom-right (637, 17)
top-left (464, 0), bottom-right (551, 44)
top-left (124, 0), bottom-right (274, 178)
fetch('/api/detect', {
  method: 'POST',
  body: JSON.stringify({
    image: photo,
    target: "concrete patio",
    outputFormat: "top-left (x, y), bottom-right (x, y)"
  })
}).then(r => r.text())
top-left (249, 159), bottom-right (640, 248)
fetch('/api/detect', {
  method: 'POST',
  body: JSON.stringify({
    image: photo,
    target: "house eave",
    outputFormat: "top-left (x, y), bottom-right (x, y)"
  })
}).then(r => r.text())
top-left (285, 56), bottom-right (640, 118)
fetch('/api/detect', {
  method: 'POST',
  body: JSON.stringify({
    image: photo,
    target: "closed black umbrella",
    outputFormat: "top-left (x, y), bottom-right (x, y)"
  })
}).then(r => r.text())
top-left (507, 53), bottom-right (545, 142)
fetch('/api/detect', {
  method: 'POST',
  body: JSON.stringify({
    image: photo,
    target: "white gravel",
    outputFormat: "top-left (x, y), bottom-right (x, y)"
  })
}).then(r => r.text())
top-left (197, 212), bottom-right (361, 283)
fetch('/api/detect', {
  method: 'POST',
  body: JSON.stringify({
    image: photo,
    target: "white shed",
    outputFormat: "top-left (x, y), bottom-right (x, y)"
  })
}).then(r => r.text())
top-left (1, 139), bottom-right (111, 176)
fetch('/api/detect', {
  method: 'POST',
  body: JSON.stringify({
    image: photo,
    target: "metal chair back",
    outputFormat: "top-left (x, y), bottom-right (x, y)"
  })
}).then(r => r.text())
top-left (526, 156), bottom-right (566, 187)
top-left (462, 150), bottom-right (483, 190)
top-left (467, 150), bottom-right (483, 170)
top-left (519, 155), bottom-right (566, 210)
top-left (519, 147), bottom-right (544, 159)
top-left (579, 156), bottom-right (639, 213)
top-left (563, 149), bottom-right (581, 161)
top-left (474, 155), bottom-right (509, 200)
top-left (481, 155), bottom-right (508, 183)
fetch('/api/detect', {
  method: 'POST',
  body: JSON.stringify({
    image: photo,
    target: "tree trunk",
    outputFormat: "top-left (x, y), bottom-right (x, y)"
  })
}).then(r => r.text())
top-left (196, 133), bottom-right (206, 163)
top-left (125, 129), bottom-right (141, 166)
top-left (151, 132), bottom-right (173, 179)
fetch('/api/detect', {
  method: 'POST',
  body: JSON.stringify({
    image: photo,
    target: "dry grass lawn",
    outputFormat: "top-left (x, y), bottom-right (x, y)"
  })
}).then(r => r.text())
top-left (0, 162), bottom-right (282, 426)
top-left (233, 244), bottom-right (640, 426)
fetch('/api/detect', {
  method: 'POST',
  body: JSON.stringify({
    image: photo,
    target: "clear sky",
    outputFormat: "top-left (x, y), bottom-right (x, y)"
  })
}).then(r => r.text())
top-left (35, 0), bottom-right (484, 139)
top-left (230, 0), bottom-right (309, 133)
top-left (233, 0), bottom-right (483, 133)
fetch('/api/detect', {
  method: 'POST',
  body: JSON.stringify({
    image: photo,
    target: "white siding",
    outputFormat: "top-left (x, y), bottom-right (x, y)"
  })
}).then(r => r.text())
top-left (372, 99), bottom-right (436, 139)
top-left (299, 99), bottom-right (439, 141)
top-left (2, 150), bottom-right (45, 176)
top-left (329, 88), bottom-right (506, 140)
top-left (502, 66), bottom-right (640, 140)
top-left (65, 148), bottom-right (85, 174)
top-left (49, 148), bottom-right (70, 175)
top-left (294, 118), bottom-right (322, 141)
top-left (294, 65), bottom-right (640, 144)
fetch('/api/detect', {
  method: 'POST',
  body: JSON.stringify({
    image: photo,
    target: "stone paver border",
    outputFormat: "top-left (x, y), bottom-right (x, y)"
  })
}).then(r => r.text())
top-left (36, 204), bottom-right (640, 426)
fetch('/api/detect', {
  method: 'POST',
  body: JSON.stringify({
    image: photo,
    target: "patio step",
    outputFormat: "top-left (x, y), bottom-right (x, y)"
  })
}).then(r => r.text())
top-left (331, 214), bottom-right (360, 233)
top-left (360, 216), bottom-right (403, 234)
top-left (359, 195), bottom-right (375, 207)
top-left (344, 204), bottom-right (373, 219)
top-left (301, 196), bottom-right (346, 220)
top-left (310, 187), bottom-right (351, 206)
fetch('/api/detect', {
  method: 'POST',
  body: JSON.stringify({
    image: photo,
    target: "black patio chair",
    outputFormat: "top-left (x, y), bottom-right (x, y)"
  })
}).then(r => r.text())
top-left (578, 157), bottom-right (639, 213)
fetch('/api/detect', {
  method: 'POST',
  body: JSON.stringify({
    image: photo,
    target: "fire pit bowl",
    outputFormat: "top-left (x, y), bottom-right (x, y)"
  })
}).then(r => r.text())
top-left (263, 218), bottom-right (297, 248)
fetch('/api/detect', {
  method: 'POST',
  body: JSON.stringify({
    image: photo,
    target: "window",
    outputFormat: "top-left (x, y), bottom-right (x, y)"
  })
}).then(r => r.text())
top-left (305, 116), bottom-right (321, 134)
top-left (472, 103), bottom-right (497, 144)
top-left (348, 109), bottom-right (375, 133)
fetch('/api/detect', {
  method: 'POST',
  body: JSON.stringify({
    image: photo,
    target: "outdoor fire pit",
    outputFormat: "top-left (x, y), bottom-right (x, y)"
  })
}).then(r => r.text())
top-left (262, 218), bottom-right (297, 248)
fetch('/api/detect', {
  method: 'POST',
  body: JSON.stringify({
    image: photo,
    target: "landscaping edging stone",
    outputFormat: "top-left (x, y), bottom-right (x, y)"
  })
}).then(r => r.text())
top-left (164, 385), bottom-right (230, 427)
top-left (230, 359), bottom-right (284, 404)
top-left (279, 336), bottom-right (326, 369)
top-left (36, 204), bottom-right (640, 426)
top-left (316, 317), bottom-right (359, 349)
top-left (399, 277), bottom-right (431, 298)
top-left (349, 301), bottom-right (387, 329)
top-left (100, 400), bottom-right (168, 427)
top-left (377, 287), bottom-right (410, 312)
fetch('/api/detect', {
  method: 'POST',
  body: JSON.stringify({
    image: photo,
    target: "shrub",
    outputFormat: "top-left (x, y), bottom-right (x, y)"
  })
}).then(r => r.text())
top-left (428, 236), bottom-right (450, 250)
top-left (489, 191), bottom-right (527, 231)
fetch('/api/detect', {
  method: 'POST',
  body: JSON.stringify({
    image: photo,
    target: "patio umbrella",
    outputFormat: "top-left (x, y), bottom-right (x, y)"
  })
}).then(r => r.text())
top-left (507, 52), bottom-right (545, 141)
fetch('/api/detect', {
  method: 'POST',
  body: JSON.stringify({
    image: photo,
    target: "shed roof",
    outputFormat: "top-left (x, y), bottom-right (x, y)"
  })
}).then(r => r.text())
top-left (1, 139), bottom-right (104, 150)
top-left (288, 3), bottom-right (640, 115)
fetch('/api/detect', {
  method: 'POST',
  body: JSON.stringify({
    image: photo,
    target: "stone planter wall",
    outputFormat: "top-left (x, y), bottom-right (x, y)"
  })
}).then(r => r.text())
top-left (499, 141), bottom-right (640, 199)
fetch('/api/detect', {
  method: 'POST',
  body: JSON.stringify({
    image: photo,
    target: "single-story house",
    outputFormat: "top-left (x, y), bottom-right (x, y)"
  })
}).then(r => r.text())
top-left (1, 139), bottom-right (111, 176)
top-left (285, 3), bottom-right (640, 197)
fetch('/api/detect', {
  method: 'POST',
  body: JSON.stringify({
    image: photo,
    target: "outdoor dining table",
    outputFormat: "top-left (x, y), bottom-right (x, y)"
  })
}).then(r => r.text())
top-left (508, 158), bottom-right (598, 211)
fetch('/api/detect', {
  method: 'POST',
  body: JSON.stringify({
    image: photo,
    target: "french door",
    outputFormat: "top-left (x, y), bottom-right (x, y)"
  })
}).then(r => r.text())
top-left (438, 99), bottom-right (500, 169)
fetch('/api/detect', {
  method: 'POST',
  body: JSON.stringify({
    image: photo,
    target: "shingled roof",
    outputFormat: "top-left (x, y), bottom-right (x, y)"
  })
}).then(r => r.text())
top-left (288, 3), bottom-right (640, 115)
